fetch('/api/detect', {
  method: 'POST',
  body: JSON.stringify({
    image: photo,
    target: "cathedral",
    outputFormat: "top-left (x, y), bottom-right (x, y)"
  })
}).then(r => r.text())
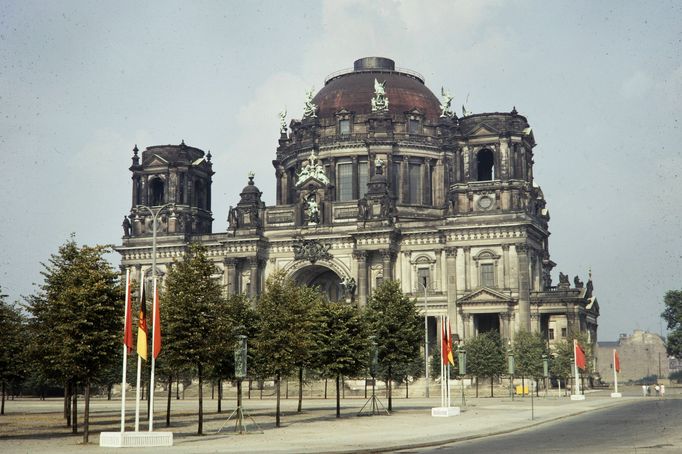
top-left (117, 57), bottom-right (599, 348)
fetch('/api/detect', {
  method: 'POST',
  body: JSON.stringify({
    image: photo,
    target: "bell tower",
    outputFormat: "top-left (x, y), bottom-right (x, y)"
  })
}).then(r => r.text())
top-left (125, 141), bottom-right (214, 237)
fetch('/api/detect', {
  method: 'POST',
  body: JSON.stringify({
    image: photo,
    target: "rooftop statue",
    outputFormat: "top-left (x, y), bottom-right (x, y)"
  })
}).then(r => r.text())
top-left (296, 151), bottom-right (329, 186)
top-left (303, 88), bottom-right (317, 119)
top-left (371, 78), bottom-right (389, 112)
top-left (439, 87), bottom-right (454, 118)
top-left (279, 108), bottom-right (287, 134)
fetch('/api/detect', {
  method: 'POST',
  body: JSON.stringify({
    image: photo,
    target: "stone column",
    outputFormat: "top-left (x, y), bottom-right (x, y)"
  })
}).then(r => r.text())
top-left (351, 156), bottom-right (359, 200)
top-left (423, 158), bottom-right (432, 205)
top-left (463, 246), bottom-right (471, 291)
top-left (224, 258), bottom-right (238, 296)
top-left (499, 312), bottom-right (510, 340)
top-left (530, 310), bottom-right (541, 333)
top-left (247, 257), bottom-right (259, 300)
top-left (502, 244), bottom-right (511, 289)
top-left (354, 251), bottom-right (368, 306)
top-left (445, 247), bottom-right (459, 335)
top-left (381, 250), bottom-right (394, 281)
top-left (516, 243), bottom-right (531, 332)
top-left (400, 156), bottom-right (409, 203)
top-left (402, 251), bottom-right (412, 293)
top-left (329, 157), bottom-right (337, 201)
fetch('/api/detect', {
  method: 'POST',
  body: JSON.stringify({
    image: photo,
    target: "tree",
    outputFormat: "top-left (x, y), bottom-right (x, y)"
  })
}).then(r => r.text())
top-left (662, 290), bottom-right (682, 358)
top-left (365, 280), bottom-right (422, 411)
top-left (513, 331), bottom-right (547, 395)
top-left (465, 331), bottom-right (506, 397)
top-left (163, 243), bottom-right (223, 435)
top-left (315, 301), bottom-right (368, 417)
top-left (252, 271), bottom-right (311, 427)
top-left (0, 289), bottom-right (28, 415)
top-left (25, 238), bottom-right (122, 443)
top-left (550, 339), bottom-right (573, 392)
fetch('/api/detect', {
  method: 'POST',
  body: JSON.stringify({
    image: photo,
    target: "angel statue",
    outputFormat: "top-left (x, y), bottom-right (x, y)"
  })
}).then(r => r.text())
top-left (303, 87), bottom-right (317, 119)
top-left (439, 87), bottom-right (454, 118)
top-left (371, 78), bottom-right (389, 112)
top-left (279, 108), bottom-right (287, 134)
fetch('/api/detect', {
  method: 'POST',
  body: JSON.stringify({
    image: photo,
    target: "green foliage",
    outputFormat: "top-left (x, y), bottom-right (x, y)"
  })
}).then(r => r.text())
top-left (315, 301), bottom-right (368, 379)
top-left (513, 330), bottom-right (548, 378)
top-left (365, 280), bottom-right (422, 382)
top-left (163, 243), bottom-right (223, 373)
top-left (662, 290), bottom-right (682, 357)
top-left (0, 290), bottom-right (29, 395)
top-left (549, 339), bottom-right (573, 380)
top-left (210, 293), bottom-right (258, 381)
top-left (669, 370), bottom-right (682, 383)
top-left (465, 331), bottom-right (506, 381)
top-left (25, 239), bottom-right (122, 384)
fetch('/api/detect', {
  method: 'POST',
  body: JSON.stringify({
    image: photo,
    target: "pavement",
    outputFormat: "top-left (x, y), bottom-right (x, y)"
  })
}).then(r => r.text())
top-left (0, 387), bottom-right (671, 453)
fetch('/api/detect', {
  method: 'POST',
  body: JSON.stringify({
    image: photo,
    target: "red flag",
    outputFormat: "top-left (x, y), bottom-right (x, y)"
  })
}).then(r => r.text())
top-left (447, 320), bottom-right (455, 366)
top-left (441, 322), bottom-right (449, 366)
top-left (153, 281), bottom-right (161, 359)
top-left (614, 349), bottom-right (620, 373)
top-left (575, 340), bottom-right (586, 370)
top-left (137, 284), bottom-right (148, 361)
top-left (123, 270), bottom-right (134, 353)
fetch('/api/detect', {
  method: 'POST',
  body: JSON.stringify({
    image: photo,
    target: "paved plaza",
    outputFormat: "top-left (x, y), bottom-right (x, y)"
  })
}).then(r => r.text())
top-left (1, 386), bottom-right (675, 453)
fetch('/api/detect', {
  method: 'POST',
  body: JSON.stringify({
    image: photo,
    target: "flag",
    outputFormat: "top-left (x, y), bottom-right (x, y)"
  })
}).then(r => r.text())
top-left (447, 321), bottom-right (455, 366)
top-left (152, 281), bottom-right (161, 359)
top-left (575, 340), bottom-right (586, 370)
top-left (123, 270), bottom-right (134, 353)
top-left (137, 283), bottom-right (148, 361)
top-left (441, 322), bottom-right (449, 366)
top-left (614, 349), bottom-right (620, 373)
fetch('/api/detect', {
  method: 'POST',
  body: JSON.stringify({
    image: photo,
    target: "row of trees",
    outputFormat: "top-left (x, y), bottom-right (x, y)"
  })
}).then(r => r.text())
top-left (430, 330), bottom-right (593, 398)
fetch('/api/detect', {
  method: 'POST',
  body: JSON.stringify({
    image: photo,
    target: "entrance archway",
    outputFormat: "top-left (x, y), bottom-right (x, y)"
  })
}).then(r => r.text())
top-left (291, 264), bottom-right (344, 302)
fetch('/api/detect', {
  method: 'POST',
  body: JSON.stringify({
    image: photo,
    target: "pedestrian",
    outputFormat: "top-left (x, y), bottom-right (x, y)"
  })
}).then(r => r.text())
top-left (655, 384), bottom-right (660, 396)
top-left (647, 385), bottom-right (651, 396)
top-left (642, 384), bottom-right (647, 397)
top-left (661, 385), bottom-right (665, 397)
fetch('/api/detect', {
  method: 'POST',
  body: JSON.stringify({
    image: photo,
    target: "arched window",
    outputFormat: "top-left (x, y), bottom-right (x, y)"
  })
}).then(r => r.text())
top-left (150, 177), bottom-right (164, 206)
top-left (195, 180), bottom-right (206, 209)
top-left (477, 149), bottom-right (495, 181)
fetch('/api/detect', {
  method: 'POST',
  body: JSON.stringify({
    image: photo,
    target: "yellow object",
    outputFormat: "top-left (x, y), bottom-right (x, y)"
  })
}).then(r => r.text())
top-left (515, 385), bottom-right (529, 395)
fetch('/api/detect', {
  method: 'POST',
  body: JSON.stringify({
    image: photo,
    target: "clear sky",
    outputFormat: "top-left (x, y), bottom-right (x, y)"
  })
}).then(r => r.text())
top-left (1, 1), bottom-right (680, 341)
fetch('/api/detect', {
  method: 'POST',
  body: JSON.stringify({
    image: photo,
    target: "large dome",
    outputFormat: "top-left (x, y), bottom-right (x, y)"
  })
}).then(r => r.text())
top-left (312, 57), bottom-right (441, 120)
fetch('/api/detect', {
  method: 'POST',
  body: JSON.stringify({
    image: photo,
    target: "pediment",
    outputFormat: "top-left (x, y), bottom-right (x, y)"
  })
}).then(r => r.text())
top-left (147, 155), bottom-right (169, 167)
top-left (405, 107), bottom-right (424, 116)
top-left (469, 123), bottom-right (500, 137)
top-left (296, 175), bottom-right (328, 189)
top-left (459, 287), bottom-right (512, 303)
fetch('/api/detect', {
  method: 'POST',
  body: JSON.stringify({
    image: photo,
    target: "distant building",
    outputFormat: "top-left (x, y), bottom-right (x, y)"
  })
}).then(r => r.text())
top-left (596, 330), bottom-right (669, 383)
top-left (116, 57), bottom-right (599, 347)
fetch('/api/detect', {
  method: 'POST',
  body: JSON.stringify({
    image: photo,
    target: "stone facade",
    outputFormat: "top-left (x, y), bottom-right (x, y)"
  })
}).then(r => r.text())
top-left (117, 57), bottom-right (599, 348)
top-left (596, 330), bottom-right (669, 383)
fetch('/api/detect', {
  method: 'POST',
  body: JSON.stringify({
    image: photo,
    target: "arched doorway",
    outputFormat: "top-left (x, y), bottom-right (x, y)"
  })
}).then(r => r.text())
top-left (291, 264), bottom-right (343, 302)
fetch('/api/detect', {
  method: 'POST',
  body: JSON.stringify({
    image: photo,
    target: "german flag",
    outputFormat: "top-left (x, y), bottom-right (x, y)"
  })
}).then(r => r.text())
top-left (137, 283), bottom-right (148, 361)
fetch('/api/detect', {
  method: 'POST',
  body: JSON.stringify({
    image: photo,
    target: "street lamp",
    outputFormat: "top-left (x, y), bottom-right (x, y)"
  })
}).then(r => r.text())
top-left (421, 276), bottom-right (429, 398)
top-left (136, 202), bottom-right (174, 432)
top-left (507, 342), bottom-right (515, 401)
top-left (542, 354), bottom-right (549, 398)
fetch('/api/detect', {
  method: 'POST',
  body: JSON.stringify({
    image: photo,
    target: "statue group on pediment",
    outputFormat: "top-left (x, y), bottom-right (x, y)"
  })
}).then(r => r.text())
top-left (296, 151), bottom-right (329, 187)
top-left (371, 78), bottom-right (389, 112)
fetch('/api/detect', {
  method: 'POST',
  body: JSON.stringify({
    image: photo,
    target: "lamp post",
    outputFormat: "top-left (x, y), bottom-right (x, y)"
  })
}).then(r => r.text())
top-left (421, 276), bottom-right (429, 398)
top-left (136, 202), bottom-right (174, 432)
top-left (542, 354), bottom-right (549, 398)
top-left (507, 342), bottom-right (515, 401)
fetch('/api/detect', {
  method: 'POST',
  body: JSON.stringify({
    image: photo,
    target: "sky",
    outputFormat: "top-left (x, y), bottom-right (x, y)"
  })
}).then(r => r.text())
top-left (1, 0), bottom-right (680, 341)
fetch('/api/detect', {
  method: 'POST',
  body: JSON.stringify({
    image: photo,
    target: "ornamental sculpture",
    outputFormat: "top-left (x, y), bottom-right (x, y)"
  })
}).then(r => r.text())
top-left (292, 238), bottom-right (333, 264)
top-left (304, 194), bottom-right (320, 225)
top-left (279, 108), bottom-right (287, 134)
top-left (303, 87), bottom-right (317, 119)
top-left (371, 78), bottom-right (389, 112)
top-left (439, 87), bottom-right (454, 118)
top-left (296, 151), bottom-right (329, 186)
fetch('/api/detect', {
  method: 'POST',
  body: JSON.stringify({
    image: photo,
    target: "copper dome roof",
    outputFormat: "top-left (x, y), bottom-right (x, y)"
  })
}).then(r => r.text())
top-left (312, 57), bottom-right (441, 120)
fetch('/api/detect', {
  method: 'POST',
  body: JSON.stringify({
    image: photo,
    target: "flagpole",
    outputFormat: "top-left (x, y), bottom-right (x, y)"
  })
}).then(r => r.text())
top-left (120, 269), bottom-right (130, 432)
top-left (149, 277), bottom-right (157, 432)
top-left (573, 339), bottom-right (581, 396)
top-left (134, 355), bottom-right (142, 432)
top-left (441, 316), bottom-right (445, 408)
top-left (613, 349), bottom-right (618, 394)
top-left (446, 316), bottom-right (451, 408)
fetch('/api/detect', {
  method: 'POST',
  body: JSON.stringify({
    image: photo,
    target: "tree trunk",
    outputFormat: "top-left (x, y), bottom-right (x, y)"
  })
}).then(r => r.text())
top-left (475, 376), bottom-right (479, 398)
top-left (211, 382), bottom-right (215, 400)
top-left (490, 376), bottom-right (494, 397)
top-left (285, 379), bottom-right (289, 399)
top-left (342, 377), bottom-right (345, 398)
top-left (217, 379), bottom-right (222, 413)
top-left (237, 380), bottom-right (242, 408)
top-left (387, 366), bottom-right (393, 412)
top-left (248, 379), bottom-right (252, 399)
top-left (83, 379), bottom-right (90, 444)
top-left (522, 376), bottom-right (525, 397)
top-left (64, 382), bottom-right (71, 426)
top-left (297, 367), bottom-right (304, 413)
top-left (166, 375), bottom-right (172, 427)
top-left (324, 379), bottom-right (328, 399)
top-left (107, 384), bottom-right (112, 401)
top-left (176, 376), bottom-right (180, 400)
top-left (335, 374), bottom-right (341, 418)
top-left (197, 364), bottom-right (204, 435)
top-left (275, 373), bottom-right (281, 428)
top-left (405, 379), bottom-right (409, 399)
top-left (364, 379), bottom-right (367, 399)
top-left (72, 385), bottom-right (78, 434)
top-left (1, 381), bottom-right (5, 415)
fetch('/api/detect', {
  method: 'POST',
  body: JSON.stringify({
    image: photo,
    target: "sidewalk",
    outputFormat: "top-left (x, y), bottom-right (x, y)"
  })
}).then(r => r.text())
top-left (0, 390), bottom-right (645, 453)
